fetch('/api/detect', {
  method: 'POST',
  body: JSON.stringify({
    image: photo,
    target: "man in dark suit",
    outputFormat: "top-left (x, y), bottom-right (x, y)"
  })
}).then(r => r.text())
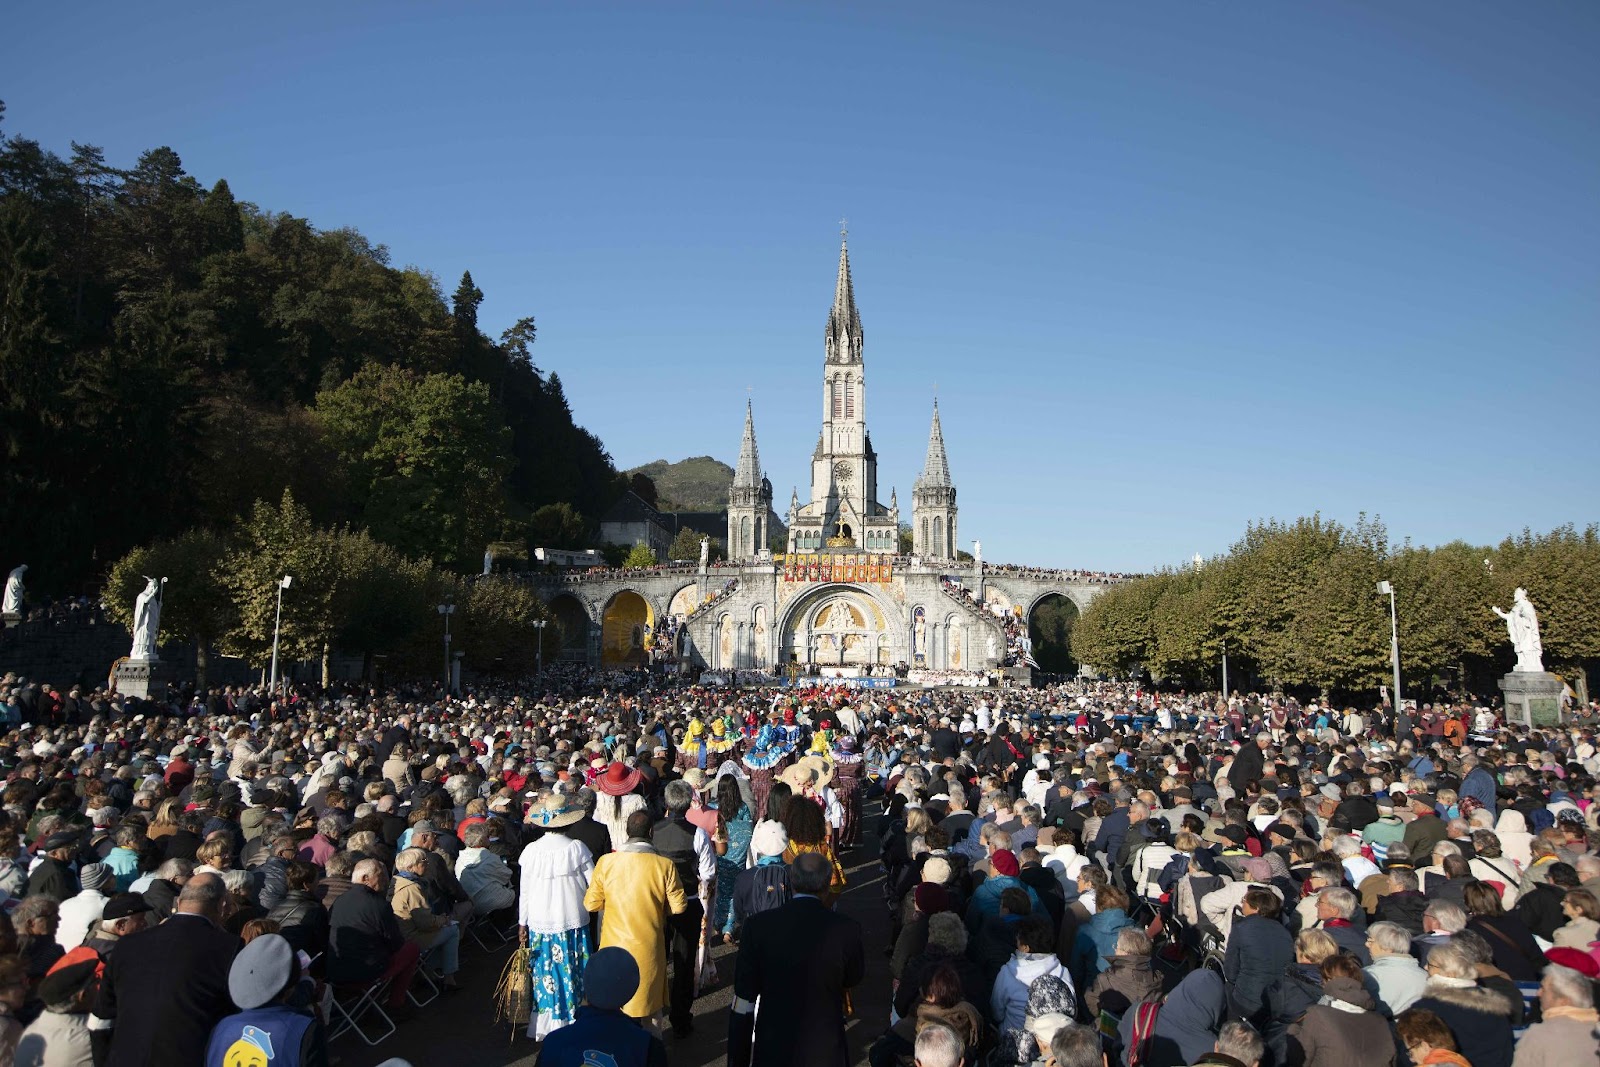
top-left (1228, 734), bottom-right (1267, 795)
top-left (89, 872), bottom-right (242, 1067)
top-left (728, 851), bottom-right (864, 1067)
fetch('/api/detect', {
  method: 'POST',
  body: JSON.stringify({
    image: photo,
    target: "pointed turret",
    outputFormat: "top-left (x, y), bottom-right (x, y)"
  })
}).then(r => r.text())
top-left (917, 401), bottom-right (952, 488)
top-left (825, 235), bottom-right (863, 364)
top-left (912, 401), bottom-right (957, 559)
top-left (728, 401), bottom-right (773, 560)
top-left (733, 400), bottom-right (762, 488)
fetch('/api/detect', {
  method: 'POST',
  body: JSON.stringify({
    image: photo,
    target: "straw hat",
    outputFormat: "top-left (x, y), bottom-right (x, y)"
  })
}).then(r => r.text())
top-left (529, 793), bottom-right (586, 829)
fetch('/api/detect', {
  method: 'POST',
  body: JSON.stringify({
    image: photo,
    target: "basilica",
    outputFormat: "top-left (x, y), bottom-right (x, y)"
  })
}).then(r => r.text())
top-left (700, 236), bottom-right (995, 676)
top-left (538, 236), bottom-right (1106, 678)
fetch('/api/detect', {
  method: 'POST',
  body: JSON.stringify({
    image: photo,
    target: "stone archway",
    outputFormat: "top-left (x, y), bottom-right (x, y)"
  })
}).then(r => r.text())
top-left (1027, 592), bottom-right (1080, 674)
top-left (667, 583), bottom-right (700, 618)
top-left (547, 593), bottom-right (591, 654)
top-left (778, 584), bottom-right (897, 668)
top-left (600, 590), bottom-right (654, 666)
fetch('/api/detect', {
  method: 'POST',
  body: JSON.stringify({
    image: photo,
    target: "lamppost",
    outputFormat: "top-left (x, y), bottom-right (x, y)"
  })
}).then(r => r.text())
top-left (269, 575), bottom-right (292, 697)
top-left (1221, 637), bottom-right (1229, 702)
top-left (1376, 580), bottom-right (1402, 711)
top-left (437, 601), bottom-right (455, 694)
top-left (533, 619), bottom-right (547, 675)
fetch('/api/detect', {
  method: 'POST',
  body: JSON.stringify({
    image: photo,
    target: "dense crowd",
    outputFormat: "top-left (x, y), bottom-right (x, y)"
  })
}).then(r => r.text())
top-left (0, 665), bottom-right (1593, 1067)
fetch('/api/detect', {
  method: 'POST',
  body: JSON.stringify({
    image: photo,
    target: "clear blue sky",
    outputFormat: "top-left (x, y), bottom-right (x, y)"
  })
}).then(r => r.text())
top-left (7, 1), bottom-right (1597, 571)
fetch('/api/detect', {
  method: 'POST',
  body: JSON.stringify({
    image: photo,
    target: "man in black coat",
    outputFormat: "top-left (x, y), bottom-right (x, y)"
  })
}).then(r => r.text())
top-left (89, 872), bottom-right (242, 1067)
top-left (26, 831), bottom-right (81, 903)
top-left (1227, 734), bottom-right (1267, 795)
top-left (326, 857), bottom-right (419, 1012)
top-left (729, 852), bottom-right (864, 1067)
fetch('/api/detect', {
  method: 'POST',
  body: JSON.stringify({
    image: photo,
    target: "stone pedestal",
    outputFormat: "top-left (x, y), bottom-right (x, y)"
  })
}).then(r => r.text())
top-left (1500, 671), bottom-right (1564, 728)
top-left (1, 612), bottom-right (19, 629)
top-left (113, 657), bottom-right (173, 701)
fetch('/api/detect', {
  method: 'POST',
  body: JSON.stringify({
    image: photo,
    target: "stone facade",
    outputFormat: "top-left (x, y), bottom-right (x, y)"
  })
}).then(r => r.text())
top-left (533, 236), bottom-right (1116, 673)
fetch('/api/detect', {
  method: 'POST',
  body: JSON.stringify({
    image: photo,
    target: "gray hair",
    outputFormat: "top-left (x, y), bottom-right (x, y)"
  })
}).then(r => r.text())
top-left (1430, 840), bottom-right (1461, 861)
top-left (913, 1022), bottom-right (964, 1067)
top-left (926, 911), bottom-right (968, 954)
top-left (1050, 1024), bottom-right (1105, 1067)
top-left (325, 850), bottom-right (359, 879)
top-left (462, 822), bottom-right (491, 848)
top-left (1543, 964), bottom-right (1593, 1008)
top-left (1319, 887), bottom-right (1357, 919)
top-left (1366, 921), bottom-right (1412, 956)
top-left (1423, 899), bottom-right (1467, 932)
top-left (316, 813), bottom-right (346, 839)
top-left (1331, 836), bottom-right (1361, 859)
top-left (1426, 939), bottom-right (1477, 980)
top-left (1115, 928), bottom-right (1152, 957)
top-left (153, 858), bottom-right (195, 882)
top-left (395, 848), bottom-right (427, 872)
top-left (663, 779), bottom-right (694, 816)
top-left (1214, 1021), bottom-right (1264, 1066)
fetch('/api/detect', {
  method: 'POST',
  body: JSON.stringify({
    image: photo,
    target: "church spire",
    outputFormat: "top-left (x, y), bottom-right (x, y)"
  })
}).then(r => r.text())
top-left (918, 400), bottom-right (952, 488)
top-left (733, 400), bottom-right (762, 488)
top-left (825, 231), bottom-right (862, 364)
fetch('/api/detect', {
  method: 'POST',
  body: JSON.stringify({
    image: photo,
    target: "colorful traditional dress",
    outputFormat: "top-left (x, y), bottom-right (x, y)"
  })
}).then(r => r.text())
top-left (831, 747), bottom-right (865, 848)
top-left (784, 838), bottom-right (846, 904)
top-left (518, 831), bottom-right (595, 1039)
top-left (742, 726), bottom-right (785, 819)
top-left (713, 802), bottom-right (754, 935)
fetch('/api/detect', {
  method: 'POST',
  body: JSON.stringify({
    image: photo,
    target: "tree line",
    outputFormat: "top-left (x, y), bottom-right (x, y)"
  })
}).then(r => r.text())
top-left (102, 491), bottom-right (556, 688)
top-left (0, 103), bottom-right (627, 595)
top-left (1070, 516), bottom-right (1599, 699)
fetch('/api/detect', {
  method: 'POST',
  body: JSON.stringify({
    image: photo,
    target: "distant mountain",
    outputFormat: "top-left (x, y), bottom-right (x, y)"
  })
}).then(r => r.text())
top-left (627, 456), bottom-right (734, 512)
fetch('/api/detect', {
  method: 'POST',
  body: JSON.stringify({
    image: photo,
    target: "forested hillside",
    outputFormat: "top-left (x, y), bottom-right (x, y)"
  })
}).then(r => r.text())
top-left (0, 103), bottom-right (625, 593)
top-left (626, 456), bottom-right (735, 511)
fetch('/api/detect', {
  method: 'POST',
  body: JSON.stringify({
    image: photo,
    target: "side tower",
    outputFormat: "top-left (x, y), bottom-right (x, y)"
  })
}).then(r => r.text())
top-left (727, 401), bottom-right (772, 559)
top-left (911, 400), bottom-right (958, 560)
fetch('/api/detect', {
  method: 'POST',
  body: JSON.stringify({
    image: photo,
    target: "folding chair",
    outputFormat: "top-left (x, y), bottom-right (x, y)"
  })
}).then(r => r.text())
top-left (407, 961), bottom-right (441, 1007)
top-left (469, 912), bottom-right (516, 951)
top-left (328, 977), bottom-right (396, 1046)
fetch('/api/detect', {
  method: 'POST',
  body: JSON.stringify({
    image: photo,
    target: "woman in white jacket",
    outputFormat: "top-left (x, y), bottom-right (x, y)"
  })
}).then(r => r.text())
top-left (990, 915), bottom-right (1074, 1031)
top-left (454, 822), bottom-right (515, 916)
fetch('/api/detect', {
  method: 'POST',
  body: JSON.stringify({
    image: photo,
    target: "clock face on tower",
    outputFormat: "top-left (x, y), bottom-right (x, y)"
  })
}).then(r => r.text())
top-left (833, 460), bottom-right (853, 484)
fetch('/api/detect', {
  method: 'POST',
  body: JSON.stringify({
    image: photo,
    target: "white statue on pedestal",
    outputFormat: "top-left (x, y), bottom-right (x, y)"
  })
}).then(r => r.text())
top-left (1492, 587), bottom-right (1544, 673)
top-left (699, 536), bottom-right (709, 569)
top-left (482, 548), bottom-right (493, 576)
top-left (2, 565), bottom-right (25, 614)
top-left (130, 576), bottom-right (163, 660)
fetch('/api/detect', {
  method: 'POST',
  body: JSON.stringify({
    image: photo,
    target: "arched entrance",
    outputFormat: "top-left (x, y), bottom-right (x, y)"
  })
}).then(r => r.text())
top-left (601, 590), bottom-right (654, 666)
top-left (1028, 593), bottom-right (1079, 674)
top-left (779, 585), bottom-right (894, 668)
top-left (548, 594), bottom-right (591, 657)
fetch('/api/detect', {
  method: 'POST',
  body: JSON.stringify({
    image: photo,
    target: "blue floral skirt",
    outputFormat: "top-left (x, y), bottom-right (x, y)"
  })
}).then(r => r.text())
top-left (528, 926), bottom-right (590, 1038)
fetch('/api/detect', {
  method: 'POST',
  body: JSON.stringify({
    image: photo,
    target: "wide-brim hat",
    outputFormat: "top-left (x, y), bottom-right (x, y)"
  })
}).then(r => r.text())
top-left (530, 793), bottom-right (586, 829)
top-left (596, 761), bottom-right (642, 796)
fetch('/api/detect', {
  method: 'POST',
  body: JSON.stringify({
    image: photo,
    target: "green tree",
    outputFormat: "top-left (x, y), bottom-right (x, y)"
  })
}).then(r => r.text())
top-left (313, 364), bottom-right (512, 568)
top-left (527, 502), bottom-right (591, 551)
top-left (456, 574), bottom-right (555, 675)
top-left (624, 544), bottom-right (658, 569)
top-left (218, 490), bottom-right (346, 679)
top-left (104, 529), bottom-right (235, 689)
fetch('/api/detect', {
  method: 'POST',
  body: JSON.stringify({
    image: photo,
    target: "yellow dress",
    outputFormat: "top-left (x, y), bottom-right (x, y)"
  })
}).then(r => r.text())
top-left (583, 846), bottom-right (688, 1018)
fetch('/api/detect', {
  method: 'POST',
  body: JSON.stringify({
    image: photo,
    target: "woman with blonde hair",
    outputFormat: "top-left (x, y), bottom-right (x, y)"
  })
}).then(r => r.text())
top-left (147, 797), bottom-right (182, 841)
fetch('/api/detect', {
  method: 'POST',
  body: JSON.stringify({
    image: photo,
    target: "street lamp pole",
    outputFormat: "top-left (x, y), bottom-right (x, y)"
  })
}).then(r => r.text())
top-left (1221, 638), bottom-right (1229, 702)
top-left (533, 619), bottom-right (547, 676)
top-left (437, 602), bottom-right (456, 694)
top-left (269, 575), bottom-right (292, 696)
top-left (1377, 580), bottom-right (1402, 711)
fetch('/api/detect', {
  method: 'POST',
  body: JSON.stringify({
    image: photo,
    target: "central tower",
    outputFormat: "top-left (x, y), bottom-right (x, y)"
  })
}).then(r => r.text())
top-left (786, 235), bottom-right (900, 556)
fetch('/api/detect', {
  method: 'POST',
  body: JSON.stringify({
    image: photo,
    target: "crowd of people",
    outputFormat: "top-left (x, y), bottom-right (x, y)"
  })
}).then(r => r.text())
top-left (0, 662), bottom-right (1593, 1067)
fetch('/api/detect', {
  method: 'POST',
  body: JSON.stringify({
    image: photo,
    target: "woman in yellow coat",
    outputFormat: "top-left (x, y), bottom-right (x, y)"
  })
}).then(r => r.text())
top-left (583, 806), bottom-right (688, 1020)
